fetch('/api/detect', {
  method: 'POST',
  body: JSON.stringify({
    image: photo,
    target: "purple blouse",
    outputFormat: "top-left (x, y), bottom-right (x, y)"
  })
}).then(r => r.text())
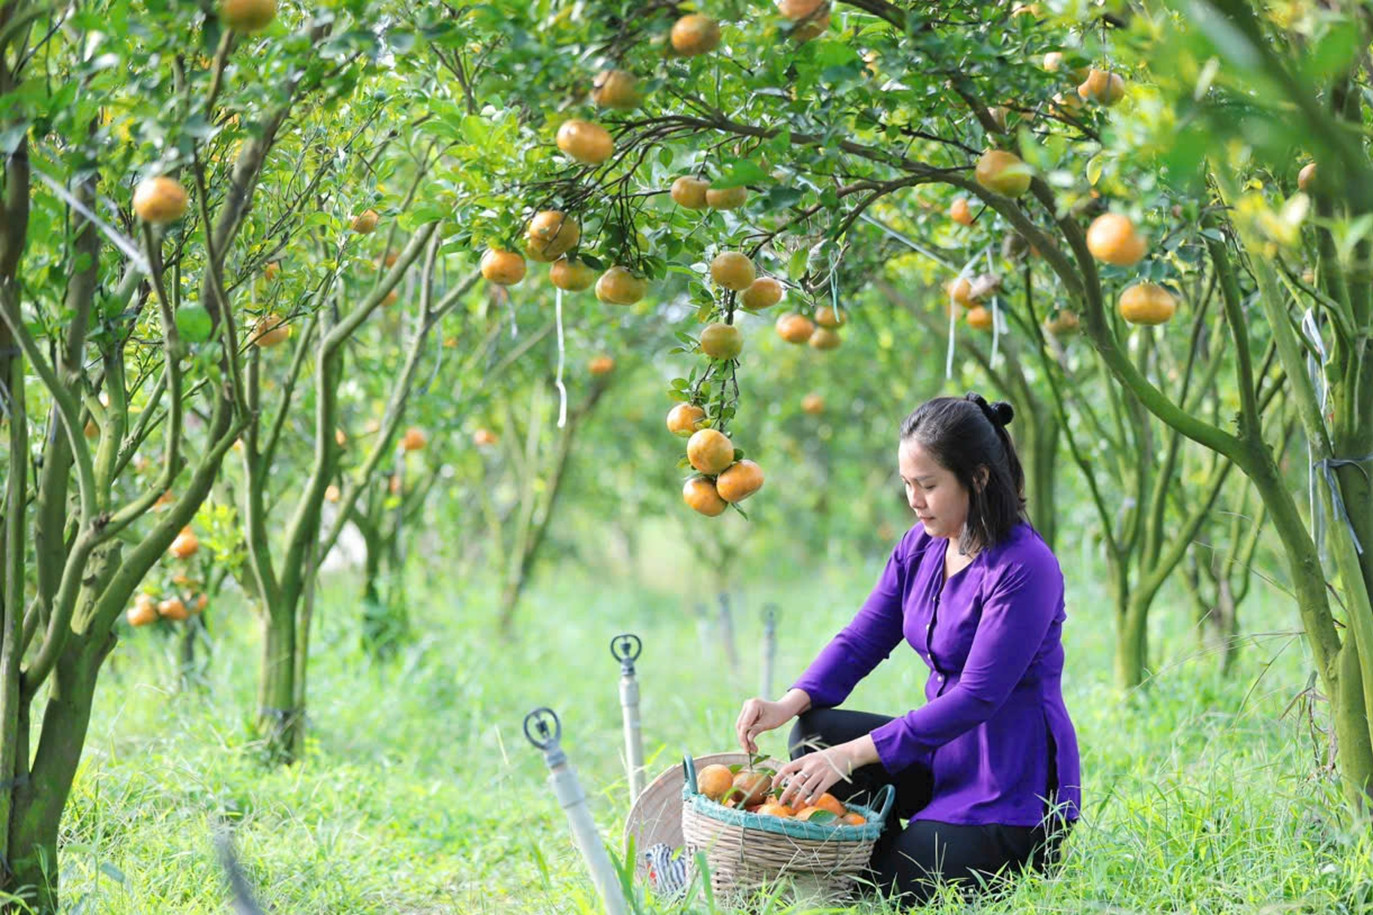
top-left (790, 522), bottom-right (1081, 828)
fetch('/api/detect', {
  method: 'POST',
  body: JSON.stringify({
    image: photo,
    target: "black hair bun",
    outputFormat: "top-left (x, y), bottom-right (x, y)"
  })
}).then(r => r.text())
top-left (991, 401), bottom-right (1015, 426)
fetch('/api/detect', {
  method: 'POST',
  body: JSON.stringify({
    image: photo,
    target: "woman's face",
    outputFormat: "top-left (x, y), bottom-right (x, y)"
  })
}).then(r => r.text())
top-left (899, 438), bottom-right (971, 542)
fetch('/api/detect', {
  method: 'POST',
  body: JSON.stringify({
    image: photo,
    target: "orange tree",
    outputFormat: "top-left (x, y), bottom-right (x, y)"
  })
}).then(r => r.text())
top-left (457, 0), bottom-right (1373, 812)
top-left (0, 0), bottom-right (427, 905)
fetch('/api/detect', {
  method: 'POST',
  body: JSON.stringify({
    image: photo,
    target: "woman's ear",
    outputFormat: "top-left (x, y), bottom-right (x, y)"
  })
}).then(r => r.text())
top-left (974, 465), bottom-right (990, 491)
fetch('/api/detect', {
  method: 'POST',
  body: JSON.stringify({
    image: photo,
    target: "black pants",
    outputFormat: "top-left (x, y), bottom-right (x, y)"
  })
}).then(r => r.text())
top-left (788, 707), bottom-right (1072, 908)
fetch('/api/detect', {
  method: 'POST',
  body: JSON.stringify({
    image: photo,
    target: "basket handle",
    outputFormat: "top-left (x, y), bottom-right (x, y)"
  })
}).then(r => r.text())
top-left (682, 753), bottom-right (700, 797)
top-left (873, 783), bottom-right (896, 823)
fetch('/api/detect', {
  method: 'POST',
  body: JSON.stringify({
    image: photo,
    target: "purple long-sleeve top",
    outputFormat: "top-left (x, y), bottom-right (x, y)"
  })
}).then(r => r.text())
top-left (790, 522), bottom-right (1081, 828)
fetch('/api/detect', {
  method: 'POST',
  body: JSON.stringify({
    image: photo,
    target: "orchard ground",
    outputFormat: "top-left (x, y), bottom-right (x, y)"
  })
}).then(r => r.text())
top-left (55, 529), bottom-right (1373, 914)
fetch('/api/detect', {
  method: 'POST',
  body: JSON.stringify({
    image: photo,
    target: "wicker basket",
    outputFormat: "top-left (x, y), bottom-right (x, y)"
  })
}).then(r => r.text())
top-left (680, 753), bottom-right (895, 906)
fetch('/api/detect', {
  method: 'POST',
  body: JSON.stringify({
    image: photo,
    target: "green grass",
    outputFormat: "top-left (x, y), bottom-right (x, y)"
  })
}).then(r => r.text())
top-left (43, 554), bottom-right (1373, 913)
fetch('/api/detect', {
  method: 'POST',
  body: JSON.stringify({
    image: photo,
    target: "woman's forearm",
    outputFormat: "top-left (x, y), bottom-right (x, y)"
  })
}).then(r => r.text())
top-left (779, 687), bottom-right (812, 716)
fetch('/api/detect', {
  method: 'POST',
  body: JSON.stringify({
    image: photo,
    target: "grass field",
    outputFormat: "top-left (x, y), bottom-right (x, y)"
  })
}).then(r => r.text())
top-left (49, 545), bottom-right (1373, 914)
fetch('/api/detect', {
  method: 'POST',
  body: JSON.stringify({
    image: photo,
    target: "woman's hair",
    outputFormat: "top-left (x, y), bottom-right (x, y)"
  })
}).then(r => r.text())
top-left (899, 393), bottom-right (1027, 553)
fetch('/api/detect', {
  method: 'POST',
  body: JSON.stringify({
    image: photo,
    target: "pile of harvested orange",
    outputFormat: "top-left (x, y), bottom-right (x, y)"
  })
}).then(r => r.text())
top-left (696, 762), bottom-right (868, 826)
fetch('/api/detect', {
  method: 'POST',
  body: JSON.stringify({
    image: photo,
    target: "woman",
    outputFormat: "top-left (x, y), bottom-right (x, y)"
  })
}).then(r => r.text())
top-left (734, 393), bottom-right (1080, 906)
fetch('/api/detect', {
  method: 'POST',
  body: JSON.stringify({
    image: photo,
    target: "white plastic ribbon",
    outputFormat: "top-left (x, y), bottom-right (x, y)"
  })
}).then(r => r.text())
top-left (554, 286), bottom-right (567, 429)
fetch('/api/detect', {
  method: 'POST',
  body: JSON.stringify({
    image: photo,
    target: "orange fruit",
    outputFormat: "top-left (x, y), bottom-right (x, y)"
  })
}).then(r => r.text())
top-left (975, 149), bottom-right (1032, 198)
top-left (700, 323), bottom-right (743, 359)
top-left (588, 355), bottom-right (616, 376)
top-left (1077, 69), bottom-right (1126, 106)
top-left (84, 419), bottom-right (99, 439)
top-left (325, 484), bottom-right (341, 502)
top-left (481, 248), bottom-right (526, 285)
top-left (758, 802), bottom-right (795, 818)
top-left (335, 428), bottom-right (348, 448)
top-left (1118, 282), bottom-right (1176, 325)
top-left (667, 403), bottom-right (707, 437)
top-left (777, 0), bottom-right (824, 18)
top-left (794, 806), bottom-right (830, 822)
top-left (710, 252), bottom-right (756, 291)
top-left (401, 427), bottom-right (427, 451)
top-left (775, 313), bottom-right (814, 343)
top-left (595, 266), bottom-right (648, 305)
top-left (473, 428), bottom-right (498, 447)
top-left (1044, 309), bottom-right (1081, 336)
top-left (841, 812), bottom-right (867, 826)
top-left (1086, 213), bottom-right (1147, 266)
top-left (382, 290), bottom-right (399, 307)
top-left (524, 211), bottom-right (581, 263)
top-left (946, 276), bottom-right (975, 307)
top-left (158, 597), bottom-right (189, 622)
top-left (133, 176), bottom-right (188, 225)
top-left (706, 185), bottom-right (748, 209)
top-left (950, 197), bottom-right (974, 226)
top-left (687, 428), bottom-right (734, 474)
top-left (127, 594), bottom-right (158, 627)
top-left (251, 313), bottom-right (290, 347)
top-left (716, 460), bottom-right (764, 503)
top-left (263, 260), bottom-right (282, 281)
top-left (591, 69), bottom-right (640, 110)
top-left (732, 771), bottom-right (773, 805)
top-left (169, 526), bottom-right (199, 559)
top-left (220, 0), bottom-right (276, 31)
top-left (671, 176), bottom-right (710, 210)
top-left (683, 475), bottom-right (728, 516)
top-left (550, 257), bottom-right (597, 291)
top-left (815, 306), bottom-right (844, 328)
top-left (556, 119), bottom-right (614, 165)
top-left (1049, 91), bottom-right (1085, 118)
top-left (1298, 162), bottom-right (1316, 193)
top-left (670, 14), bottom-right (720, 56)
top-left (192, 594), bottom-right (209, 614)
top-left (740, 277), bottom-right (783, 310)
top-left (813, 793), bottom-right (846, 816)
top-left (801, 393), bottom-right (824, 415)
top-left (350, 209), bottom-right (380, 234)
top-left (966, 305), bottom-right (993, 330)
top-left (808, 327), bottom-right (841, 350)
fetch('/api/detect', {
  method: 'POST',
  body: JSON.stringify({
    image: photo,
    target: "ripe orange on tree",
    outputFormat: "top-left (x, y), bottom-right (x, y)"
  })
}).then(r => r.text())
top-left (158, 597), bottom-right (189, 622)
top-left (591, 69), bottom-right (640, 110)
top-left (946, 276), bottom-right (975, 308)
top-left (550, 257), bottom-right (597, 291)
top-left (220, 0), bottom-right (276, 31)
top-left (1077, 68), bottom-right (1126, 106)
top-left (683, 475), bottom-right (728, 516)
top-left (588, 355), bottom-right (616, 375)
top-left (801, 393), bottom-right (824, 415)
top-left (775, 312), bottom-right (814, 343)
top-left (481, 248), bottom-right (526, 285)
top-left (169, 526), bottom-right (199, 559)
top-left (524, 211), bottom-right (581, 262)
top-left (716, 460), bottom-right (764, 503)
top-left (809, 327), bottom-right (841, 350)
top-left (687, 428), bottom-right (734, 475)
top-left (1086, 213), bottom-right (1147, 266)
top-left (740, 277), bottom-right (783, 310)
top-left (1118, 282), bottom-right (1177, 325)
top-left (815, 306), bottom-right (844, 328)
top-left (474, 428), bottom-right (498, 447)
top-left (325, 484), bottom-right (341, 502)
top-left (1298, 162), bottom-right (1316, 192)
top-left (710, 252), bottom-right (756, 291)
top-left (975, 149), bottom-right (1032, 198)
top-left (670, 14), bottom-right (720, 56)
top-left (671, 176), bottom-right (710, 209)
top-left (666, 403), bottom-right (707, 437)
top-left (1044, 309), bottom-right (1081, 336)
top-left (252, 313), bottom-right (290, 347)
top-left (965, 305), bottom-right (994, 331)
top-left (556, 119), bottom-right (614, 165)
top-left (127, 594), bottom-right (158, 627)
top-left (706, 185), bottom-right (748, 209)
top-left (401, 427), bottom-right (427, 451)
top-left (700, 323), bottom-right (743, 359)
top-left (595, 266), bottom-right (648, 305)
top-left (950, 197), bottom-right (974, 226)
top-left (133, 176), bottom-right (188, 224)
top-left (350, 209), bottom-right (380, 234)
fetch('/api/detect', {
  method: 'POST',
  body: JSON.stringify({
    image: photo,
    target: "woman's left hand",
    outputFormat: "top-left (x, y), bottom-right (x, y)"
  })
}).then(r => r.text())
top-left (773, 742), bottom-right (861, 810)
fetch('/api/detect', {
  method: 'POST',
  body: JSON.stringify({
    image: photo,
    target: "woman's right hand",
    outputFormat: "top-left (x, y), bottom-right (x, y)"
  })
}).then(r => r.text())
top-left (735, 698), bottom-right (795, 754)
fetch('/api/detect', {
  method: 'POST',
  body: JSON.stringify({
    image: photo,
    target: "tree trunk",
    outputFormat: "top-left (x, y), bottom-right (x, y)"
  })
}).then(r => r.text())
top-left (257, 601), bottom-right (301, 763)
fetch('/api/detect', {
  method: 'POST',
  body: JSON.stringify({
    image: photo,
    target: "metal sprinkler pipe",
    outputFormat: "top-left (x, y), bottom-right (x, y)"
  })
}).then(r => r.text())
top-left (523, 708), bottom-right (630, 915)
top-left (610, 633), bottom-right (645, 803)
